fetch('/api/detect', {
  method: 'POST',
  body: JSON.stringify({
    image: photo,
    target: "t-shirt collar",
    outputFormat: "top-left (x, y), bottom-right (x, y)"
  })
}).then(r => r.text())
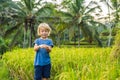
top-left (40, 37), bottom-right (48, 40)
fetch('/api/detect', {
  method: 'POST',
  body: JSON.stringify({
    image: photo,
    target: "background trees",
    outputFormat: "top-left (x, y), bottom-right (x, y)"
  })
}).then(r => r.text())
top-left (0, 0), bottom-right (119, 53)
top-left (99, 0), bottom-right (120, 46)
top-left (1, 0), bottom-right (54, 48)
top-left (59, 0), bottom-right (105, 47)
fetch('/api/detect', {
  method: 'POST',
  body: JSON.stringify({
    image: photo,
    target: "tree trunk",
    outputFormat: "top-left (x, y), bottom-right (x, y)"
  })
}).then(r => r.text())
top-left (78, 24), bottom-right (80, 47)
top-left (107, 0), bottom-right (112, 47)
top-left (23, 20), bottom-right (28, 48)
top-left (23, 28), bottom-right (27, 48)
top-left (107, 25), bottom-right (112, 46)
top-left (56, 33), bottom-right (61, 47)
top-left (74, 32), bottom-right (76, 47)
top-left (29, 23), bottom-right (32, 47)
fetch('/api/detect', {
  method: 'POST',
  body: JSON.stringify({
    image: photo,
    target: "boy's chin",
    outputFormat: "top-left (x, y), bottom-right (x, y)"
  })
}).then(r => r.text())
top-left (41, 36), bottom-right (47, 39)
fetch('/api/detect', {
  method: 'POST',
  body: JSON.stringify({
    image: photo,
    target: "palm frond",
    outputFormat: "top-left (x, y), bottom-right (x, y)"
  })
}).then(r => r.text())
top-left (71, 3), bottom-right (79, 13)
top-left (0, 17), bottom-right (11, 26)
top-left (76, 0), bottom-right (83, 9)
top-left (8, 26), bottom-right (22, 48)
top-left (22, 0), bottom-right (35, 11)
top-left (85, 5), bottom-right (102, 14)
top-left (59, 11), bottom-right (73, 18)
top-left (8, 1), bottom-right (22, 11)
top-left (82, 15), bottom-right (94, 21)
top-left (4, 22), bottom-right (22, 38)
top-left (8, 1), bottom-right (27, 17)
top-left (35, 6), bottom-right (52, 16)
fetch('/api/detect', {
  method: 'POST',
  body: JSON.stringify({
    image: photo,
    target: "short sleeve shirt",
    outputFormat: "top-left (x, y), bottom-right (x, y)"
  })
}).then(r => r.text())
top-left (34, 38), bottom-right (53, 66)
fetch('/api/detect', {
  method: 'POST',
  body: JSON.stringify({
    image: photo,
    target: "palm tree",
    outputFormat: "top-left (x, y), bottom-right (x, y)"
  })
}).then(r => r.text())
top-left (101, 0), bottom-right (120, 46)
top-left (2, 0), bottom-right (53, 48)
top-left (60, 0), bottom-right (103, 47)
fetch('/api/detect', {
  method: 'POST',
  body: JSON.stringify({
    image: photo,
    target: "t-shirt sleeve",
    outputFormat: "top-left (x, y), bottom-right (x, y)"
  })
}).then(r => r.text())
top-left (49, 39), bottom-right (54, 47)
top-left (33, 39), bottom-right (39, 46)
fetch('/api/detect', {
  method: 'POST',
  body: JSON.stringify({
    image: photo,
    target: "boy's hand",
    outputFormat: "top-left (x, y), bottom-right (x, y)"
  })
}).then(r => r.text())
top-left (39, 45), bottom-right (44, 48)
top-left (40, 44), bottom-right (52, 52)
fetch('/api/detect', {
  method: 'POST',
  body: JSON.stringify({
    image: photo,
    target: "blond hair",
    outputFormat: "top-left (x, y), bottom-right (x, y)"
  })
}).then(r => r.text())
top-left (37, 23), bottom-right (51, 36)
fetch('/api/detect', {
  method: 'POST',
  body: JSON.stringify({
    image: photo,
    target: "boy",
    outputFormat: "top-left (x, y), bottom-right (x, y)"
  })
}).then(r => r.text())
top-left (34, 23), bottom-right (53, 80)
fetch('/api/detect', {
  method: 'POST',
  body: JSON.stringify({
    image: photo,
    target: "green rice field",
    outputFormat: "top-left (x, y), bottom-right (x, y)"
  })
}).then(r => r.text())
top-left (2, 47), bottom-right (120, 80)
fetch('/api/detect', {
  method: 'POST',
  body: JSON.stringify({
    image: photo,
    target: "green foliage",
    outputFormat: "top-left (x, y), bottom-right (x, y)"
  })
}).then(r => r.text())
top-left (0, 0), bottom-right (55, 48)
top-left (2, 48), bottom-right (34, 80)
top-left (111, 29), bottom-right (120, 59)
top-left (60, 0), bottom-right (104, 46)
top-left (0, 37), bottom-right (8, 54)
top-left (2, 47), bottom-right (120, 80)
top-left (0, 60), bottom-right (11, 80)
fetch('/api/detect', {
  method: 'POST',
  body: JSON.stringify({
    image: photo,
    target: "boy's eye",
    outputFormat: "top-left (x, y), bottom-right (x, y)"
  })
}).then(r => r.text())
top-left (40, 30), bottom-right (48, 32)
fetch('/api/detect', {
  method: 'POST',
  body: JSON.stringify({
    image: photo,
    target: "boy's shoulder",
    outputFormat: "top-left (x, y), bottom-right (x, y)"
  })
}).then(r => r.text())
top-left (47, 38), bottom-right (52, 41)
top-left (47, 38), bottom-right (53, 42)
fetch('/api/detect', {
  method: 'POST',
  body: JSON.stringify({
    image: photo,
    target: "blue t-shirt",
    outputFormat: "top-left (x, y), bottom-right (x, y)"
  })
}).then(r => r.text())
top-left (34, 38), bottom-right (53, 66)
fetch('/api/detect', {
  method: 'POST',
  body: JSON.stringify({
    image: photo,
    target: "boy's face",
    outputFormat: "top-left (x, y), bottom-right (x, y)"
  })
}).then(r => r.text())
top-left (39, 28), bottom-right (49, 39)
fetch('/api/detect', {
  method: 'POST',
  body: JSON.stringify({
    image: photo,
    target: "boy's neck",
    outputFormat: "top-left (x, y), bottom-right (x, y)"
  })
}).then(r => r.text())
top-left (40, 37), bottom-right (48, 40)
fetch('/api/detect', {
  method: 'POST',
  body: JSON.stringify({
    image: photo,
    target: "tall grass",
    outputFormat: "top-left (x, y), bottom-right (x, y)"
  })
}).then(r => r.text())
top-left (2, 47), bottom-right (120, 80)
top-left (0, 60), bottom-right (11, 80)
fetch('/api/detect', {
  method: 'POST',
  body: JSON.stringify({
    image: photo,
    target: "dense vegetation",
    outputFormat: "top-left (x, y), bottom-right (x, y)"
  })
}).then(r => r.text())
top-left (111, 30), bottom-right (120, 60)
top-left (2, 47), bottom-right (120, 80)
top-left (0, 0), bottom-right (120, 79)
top-left (0, 0), bottom-right (120, 53)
